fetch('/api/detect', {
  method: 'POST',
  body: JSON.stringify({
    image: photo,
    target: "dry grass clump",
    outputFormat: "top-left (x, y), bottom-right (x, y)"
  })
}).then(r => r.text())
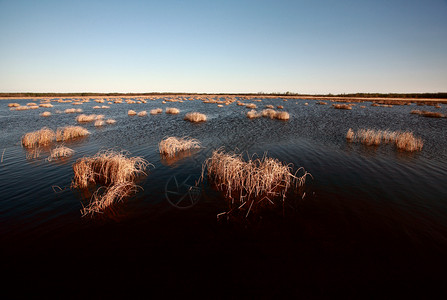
top-left (94, 120), bottom-right (105, 127)
top-left (411, 110), bottom-right (445, 118)
top-left (106, 119), bottom-right (116, 125)
top-left (137, 111), bottom-right (147, 117)
top-left (76, 114), bottom-right (98, 122)
top-left (265, 105), bottom-right (274, 109)
top-left (333, 104), bottom-right (353, 110)
top-left (39, 103), bottom-right (53, 108)
top-left (316, 101), bottom-right (327, 105)
top-left (128, 110), bottom-right (137, 116)
top-left (14, 106), bottom-right (30, 111)
top-left (166, 107), bottom-right (180, 114)
top-left (275, 111), bottom-right (290, 120)
top-left (48, 145), bottom-right (74, 161)
top-left (346, 128), bottom-right (423, 151)
top-left (159, 137), bottom-right (201, 157)
top-left (201, 149), bottom-right (310, 217)
top-left (184, 112), bottom-right (207, 123)
top-left (56, 126), bottom-right (90, 142)
top-left (8, 103), bottom-right (20, 107)
top-left (27, 102), bottom-right (38, 107)
top-left (72, 150), bottom-right (149, 216)
top-left (261, 109), bottom-right (277, 119)
top-left (277, 105), bottom-right (284, 109)
top-left (246, 103), bottom-right (257, 109)
top-left (40, 111), bottom-right (52, 117)
top-left (150, 108), bottom-right (163, 115)
top-left (246, 110), bottom-right (261, 119)
top-left (22, 127), bottom-right (56, 148)
top-left (65, 108), bottom-right (83, 113)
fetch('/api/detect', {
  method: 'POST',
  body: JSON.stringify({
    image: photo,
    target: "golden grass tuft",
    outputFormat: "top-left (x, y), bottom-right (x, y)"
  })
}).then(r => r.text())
top-left (150, 108), bottom-right (163, 115)
top-left (265, 105), bottom-right (274, 109)
top-left (316, 101), bottom-right (328, 105)
top-left (245, 103), bottom-right (257, 109)
top-left (411, 110), bottom-right (445, 118)
top-left (128, 110), bottom-right (137, 116)
top-left (346, 128), bottom-right (423, 151)
top-left (56, 126), bottom-right (90, 142)
top-left (94, 120), bottom-right (105, 127)
top-left (8, 103), bottom-right (20, 107)
top-left (48, 145), bottom-right (74, 161)
top-left (14, 106), bottom-right (30, 111)
top-left (166, 107), bottom-right (180, 114)
top-left (106, 119), bottom-right (116, 125)
top-left (76, 114), bottom-right (97, 122)
top-left (137, 110), bottom-right (147, 117)
top-left (159, 137), bottom-right (201, 157)
top-left (261, 109), bottom-right (277, 119)
top-left (333, 104), bottom-right (352, 110)
top-left (277, 105), bottom-right (284, 109)
top-left (275, 111), bottom-right (290, 120)
top-left (201, 149), bottom-right (310, 217)
top-left (27, 102), bottom-right (38, 106)
top-left (246, 110), bottom-right (260, 119)
top-left (184, 112), bottom-right (207, 122)
top-left (40, 111), bottom-right (52, 117)
top-left (22, 127), bottom-right (56, 148)
top-left (65, 108), bottom-right (83, 113)
top-left (39, 103), bottom-right (53, 108)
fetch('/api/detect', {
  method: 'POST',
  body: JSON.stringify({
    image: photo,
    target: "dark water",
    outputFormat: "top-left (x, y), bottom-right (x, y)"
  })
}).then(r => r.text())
top-left (1, 98), bottom-right (447, 298)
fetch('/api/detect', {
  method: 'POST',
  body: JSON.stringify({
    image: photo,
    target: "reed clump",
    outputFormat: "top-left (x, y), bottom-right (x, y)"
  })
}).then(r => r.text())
top-left (48, 145), bottom-right (74, 161)
top-left (106, 119), bottom-right (116, 124)
top-left (184, 112), bottom-right (207, 123)
top-left (346, 128), bottom-right (423, 151)
top-left (201, 149), bottom-right (310, 217)
top-left (94, 120), bottom-right (105, 127)
top-left (56, 126), bottom-right (90, 142)
top-left (245, 103), bottom-right (257, 109)
top-left (77, 114), bottom-right (99, 123)
top-left (166, 107), bottom-right (180, 114)
top-left (150, 108), bottom-right (162, 115)
top-left (275, 111), bottom-right (290, 120)
top-left (8, 103), bottom-right (20, 107)
top-left (410, 110), bottom-right (445, 118)
top-left (72, 150), bottom-right (149, 216)
top-left (333, 104), bottom-right (353, 110)
top-left (40, 111), bottom-right (52, 117)
top-left (159, 137), bottom-right (201, 157)
top-left (22, 127), bottom-right (56, 148)
top-left (246, 110), bottom-right (261, 119)
top-left (260, 109), bottom-right (290, 120)
top-left (137, 110), bottom-right (147, 117)
top-left (128, 110), bottom-right (137, 116)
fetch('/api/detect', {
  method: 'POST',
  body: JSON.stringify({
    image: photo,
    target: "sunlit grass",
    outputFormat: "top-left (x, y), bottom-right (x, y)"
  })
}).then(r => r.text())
top-left (159, 136), bottom-right (201, 157)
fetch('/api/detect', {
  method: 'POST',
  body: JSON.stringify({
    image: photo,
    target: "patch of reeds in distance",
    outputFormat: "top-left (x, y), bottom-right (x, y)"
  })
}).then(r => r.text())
top-left (13, 106), bottom-right (30, 111)
top-left (277, 105), bottom-right (284, 109)
top-left (346, 128), bottom-right (423, 151)
top-left (166, 107), bottom-right (180, 114)
top-left (410, 110), bottom-right (445, 118)
top-left (39, 103), bottom-right (53, 108)
top-left (246, 110), bottom-right (261, 119)
top-left (128, 110), bottom-right (137, 116)
top-left (184, 112), bottom-right (207, 123)
top-left (65, 108), bottom-right (83, 113)
top-left (71, 150), bottom-right (150, 216)
top-left (150, 108), bottom-right (162, 115)
top-left (106, 119), bottom-right (116, 125)
top-left (76, 114), bottom-right (99, 122)
top-left (22, 127), bottom-right (56, 148)
top-left (316, 101), bottom-right (327, 105)
top-left (159, 137), bottom-right (201, 158)
top-left (8, 103), bottom-right (20, 107)
top-left (48, 145), bottom-right (74, 161)
top-left (137, 111), bottom-right (147, 117)
top-left (56, 126), bottom-right (90, 142)
top-left (200, 149), bottom-right (311, 217)
top-left (94, 120), bottom-right (105, 127)
top-left (265, 104), bottom-right (274, 109)
top-left (275, 111), bottom-right (290, 120)
top-left (40, 111), bottom-right (52, 117)
top-left (245, 103), bottom-right (257, 109)
top-left (333, 104), bottom-right (353, 110)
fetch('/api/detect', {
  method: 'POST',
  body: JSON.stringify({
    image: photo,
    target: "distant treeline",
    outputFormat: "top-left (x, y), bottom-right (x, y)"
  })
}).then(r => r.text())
top-left (1, 92), bottom-right (446, 99)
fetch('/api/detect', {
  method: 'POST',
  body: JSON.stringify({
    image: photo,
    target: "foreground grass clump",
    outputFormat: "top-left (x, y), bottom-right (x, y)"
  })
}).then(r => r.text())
top-left (184, 112), bottom-right (207, 123)
top-left (346, 128), bottom-right (423, 151)
top-left (72, 150), bottom-right (149, 216)
top-left (166, 107), bottom-right (180, 114)
top-left (159, 137), bottom-right (201, 157)
top-left (56, 126), bottom-right (90, 142)
top-left (201, 149), bottom-right (310, 217)
top-left (22, 127), bottom-right (56, 148)
top-left (48, 145), bottom-right (74, 161)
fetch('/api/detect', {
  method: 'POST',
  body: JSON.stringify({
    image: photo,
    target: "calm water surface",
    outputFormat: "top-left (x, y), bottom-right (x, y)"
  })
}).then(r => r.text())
top-left (1, 98), bottom-right (447, 298)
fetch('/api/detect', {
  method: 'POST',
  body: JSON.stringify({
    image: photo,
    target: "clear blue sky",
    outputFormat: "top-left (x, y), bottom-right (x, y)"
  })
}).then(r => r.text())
top-left (1, 0), bottom-right (446, 94)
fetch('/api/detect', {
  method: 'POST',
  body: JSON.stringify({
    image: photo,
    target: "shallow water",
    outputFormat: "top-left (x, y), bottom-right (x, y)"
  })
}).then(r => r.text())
top-left (1, 98), bottom-right (447, 297)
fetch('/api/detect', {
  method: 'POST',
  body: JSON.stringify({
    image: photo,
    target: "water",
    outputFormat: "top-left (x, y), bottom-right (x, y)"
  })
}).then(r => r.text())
top-left (1, 98), bottom-right (447, 297)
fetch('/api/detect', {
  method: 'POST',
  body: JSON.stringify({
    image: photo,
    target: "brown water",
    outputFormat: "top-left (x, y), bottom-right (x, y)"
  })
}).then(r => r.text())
top-left (1, 98), bottom-right (447, 298)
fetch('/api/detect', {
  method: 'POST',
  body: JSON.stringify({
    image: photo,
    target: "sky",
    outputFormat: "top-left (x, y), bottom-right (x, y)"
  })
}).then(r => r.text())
top-left (0, 0), bottom-right (446, 94)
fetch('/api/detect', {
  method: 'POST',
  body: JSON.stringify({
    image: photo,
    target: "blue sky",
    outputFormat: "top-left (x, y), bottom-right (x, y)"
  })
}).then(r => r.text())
top-left (0, 0), bottom-right (446, 94)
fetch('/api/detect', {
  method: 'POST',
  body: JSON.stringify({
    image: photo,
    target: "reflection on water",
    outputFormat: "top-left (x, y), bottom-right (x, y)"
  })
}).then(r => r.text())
top-left (1, 98), bottom-right (447, 297)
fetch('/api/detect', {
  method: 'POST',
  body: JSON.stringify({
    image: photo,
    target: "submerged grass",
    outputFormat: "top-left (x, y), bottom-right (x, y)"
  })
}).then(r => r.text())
top-left (159, 137), bottom-right (201, 157)
top-left (48, 145), bottom-right (74, 161)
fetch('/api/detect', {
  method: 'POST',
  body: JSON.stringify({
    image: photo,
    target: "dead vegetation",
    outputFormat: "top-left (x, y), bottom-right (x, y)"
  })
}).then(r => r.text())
top-left (21, 127), bottom-right (55, 148)
top-left (150, 108), bottom-right (162, 115)
top-left (200, 149), bottom-right (310, 217)
top-left (48, 145), bottom-right (74, 161)
top-left (410, 110), bottom-right (445, 118)
top-left (159, 137), bottom-right (201, 158)
top-left (166, 107), bottom-right (180, 114)
top-left (72, 150), bottom-right (150, 216)
top-left (56, 126), bottom-right (90, 142)
top-left (346, 128), bottom-right (423, 151)
top-left (184, 112), bottom-right (207, 122)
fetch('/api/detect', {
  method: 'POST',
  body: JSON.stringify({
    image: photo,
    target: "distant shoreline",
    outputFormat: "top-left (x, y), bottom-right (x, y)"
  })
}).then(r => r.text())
top-left (1, 93), bottom-right (447, 103)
